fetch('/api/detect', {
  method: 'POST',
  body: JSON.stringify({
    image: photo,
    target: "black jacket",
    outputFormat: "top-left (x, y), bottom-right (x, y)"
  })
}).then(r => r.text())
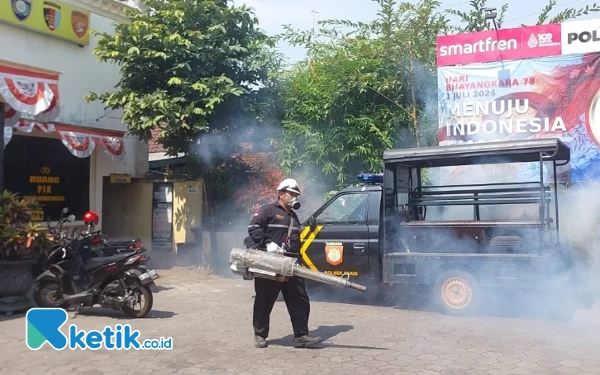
top-left (246, 201), bottom-right (302, 255)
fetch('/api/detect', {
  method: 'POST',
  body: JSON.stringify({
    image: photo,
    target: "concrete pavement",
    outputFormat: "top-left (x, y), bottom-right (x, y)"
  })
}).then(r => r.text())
top-left (1, 267), bottom-right (600, 375)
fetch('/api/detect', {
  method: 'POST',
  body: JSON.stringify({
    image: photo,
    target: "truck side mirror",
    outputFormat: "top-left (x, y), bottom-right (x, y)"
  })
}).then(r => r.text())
top-left (308, 216), bottom-right (316, 231)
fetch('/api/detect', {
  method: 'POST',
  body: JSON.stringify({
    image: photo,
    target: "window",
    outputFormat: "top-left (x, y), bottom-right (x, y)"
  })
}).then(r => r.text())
top-left (316, 193), bottom-right (369, 225)
top-left (5, 135), bottom-right (90, 222)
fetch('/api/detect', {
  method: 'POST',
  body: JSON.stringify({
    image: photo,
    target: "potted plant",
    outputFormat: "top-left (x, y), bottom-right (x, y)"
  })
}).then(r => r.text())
top-left (0, 190), bottom-right (53, 314)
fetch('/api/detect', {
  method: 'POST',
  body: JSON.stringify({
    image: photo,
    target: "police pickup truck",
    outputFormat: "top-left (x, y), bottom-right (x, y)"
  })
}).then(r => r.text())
top-left (298, 138), bottom-right (594, 317)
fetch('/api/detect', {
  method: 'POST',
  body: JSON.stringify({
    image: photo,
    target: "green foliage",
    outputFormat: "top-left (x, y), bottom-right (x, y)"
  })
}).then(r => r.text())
top-left (447, 0), bottom-right (600, 33)
top-left (446, 0), bottom-right (509, 32)
top-left (274, 0), bottom-right (449, 188)
top-left (86, 0), bottom-right (281, 157)
top-left (0, 191), bottom-right (54, 261)
top-left (537, 1), bottom-right (600, 25)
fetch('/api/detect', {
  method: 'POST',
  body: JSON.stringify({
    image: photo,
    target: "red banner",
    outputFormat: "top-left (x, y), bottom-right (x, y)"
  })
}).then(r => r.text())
top-left (437, 24), bottom-right (562, 67)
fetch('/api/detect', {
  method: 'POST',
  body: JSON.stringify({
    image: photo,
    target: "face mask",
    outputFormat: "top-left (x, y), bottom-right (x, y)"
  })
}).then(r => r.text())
top-left (288, 197), bottom-right (301, 210)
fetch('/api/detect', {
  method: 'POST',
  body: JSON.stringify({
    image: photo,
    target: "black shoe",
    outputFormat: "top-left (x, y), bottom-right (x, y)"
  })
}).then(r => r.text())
top-left (293, 335), bottom-right (323, 348)
top-left (254, 335), bottom-right (268, 348)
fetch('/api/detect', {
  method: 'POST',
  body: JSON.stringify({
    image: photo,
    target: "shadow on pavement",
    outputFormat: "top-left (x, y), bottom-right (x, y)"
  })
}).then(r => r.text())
top-left (269, 324), bottom-right (387, 350)
top-left (77, 308), bottom-right (177, 320)
top-left (0, 310), bottom-right (28, 321)
top-left (156, 285), bottom-right (175, 292)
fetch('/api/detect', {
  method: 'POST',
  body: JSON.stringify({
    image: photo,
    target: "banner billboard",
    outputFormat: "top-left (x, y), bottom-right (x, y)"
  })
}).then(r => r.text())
top-left (0, 0), bottom-right (90, 46)
top-left (437, 52), bottom-right (600, 182)
top-left (561, 18), bottom-right (600, 55)
top-left (437, 23), bottom-right (562, 67)
top-left (437, 19), bottom-right (600, 67)
top-left (436, 18), bottom-right (600, 183)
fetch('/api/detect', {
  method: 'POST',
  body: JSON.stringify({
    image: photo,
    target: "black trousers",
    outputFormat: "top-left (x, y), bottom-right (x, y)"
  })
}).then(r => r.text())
top-left (253, 276), bottom-right (310, 339)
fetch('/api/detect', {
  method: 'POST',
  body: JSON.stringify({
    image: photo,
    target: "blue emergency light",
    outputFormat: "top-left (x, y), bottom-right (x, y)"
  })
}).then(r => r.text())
top-left (356, 173), bottom-right (384, 184)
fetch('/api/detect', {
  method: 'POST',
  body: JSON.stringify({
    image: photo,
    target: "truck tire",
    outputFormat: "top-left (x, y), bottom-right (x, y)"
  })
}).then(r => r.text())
top-left (433, 270), bottom-right (480, 316)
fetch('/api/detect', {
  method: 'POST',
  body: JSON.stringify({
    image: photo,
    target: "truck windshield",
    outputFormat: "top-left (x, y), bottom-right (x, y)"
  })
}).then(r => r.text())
top-left (315, 192), bottom-right (369, 225)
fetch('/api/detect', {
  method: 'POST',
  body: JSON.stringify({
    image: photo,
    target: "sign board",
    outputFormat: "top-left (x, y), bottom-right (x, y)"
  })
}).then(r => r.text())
top-left (151, 182), bottom-right (173, 252)
top-left (110, 173), bottom-right (132, 184)
top-left (436, 23), bottom-right (562, 67)
top-left (31, 210), bottom-right (44, 222)
top-left (436, 18), bottom-right (600, 183)
top-left (561, 19), bottom-right (600, 55)
top-left (436, 19), bottom-right (599, 67)
top-left (23, 164), bottom-right (65, 203)
top-left (0, 0), bottom-right (90, 46)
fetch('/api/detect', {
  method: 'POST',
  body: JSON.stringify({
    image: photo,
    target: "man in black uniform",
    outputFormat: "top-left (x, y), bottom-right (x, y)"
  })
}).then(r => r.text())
top-left (246, 178), bottom-right (322, 348)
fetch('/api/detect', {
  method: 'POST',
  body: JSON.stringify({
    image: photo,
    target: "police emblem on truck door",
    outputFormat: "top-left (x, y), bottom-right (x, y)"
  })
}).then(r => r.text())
top-left (325, 242), bottom-right (343, 266)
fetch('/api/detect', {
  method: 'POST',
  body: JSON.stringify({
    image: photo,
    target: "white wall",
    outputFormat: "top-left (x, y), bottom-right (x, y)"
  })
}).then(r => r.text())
top-left (0, 2), bottom-right (149, 229)
top-left (0, 12), bottom-right (129, 132)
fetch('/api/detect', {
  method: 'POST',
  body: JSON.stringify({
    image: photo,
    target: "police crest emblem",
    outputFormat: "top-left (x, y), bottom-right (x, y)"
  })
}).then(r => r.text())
top-left (43, 3), bottom-right (61, 31)
top-left (12, 0), bottom-right (32, 21)
top-left (71, 10), bottom-right (89, 38)
top-left (325, 242), bottom-right (343, 266)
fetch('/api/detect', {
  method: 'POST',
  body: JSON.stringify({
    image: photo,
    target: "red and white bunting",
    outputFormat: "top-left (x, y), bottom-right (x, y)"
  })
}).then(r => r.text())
top-left (0, 64), bottom-right (59, 117)
top-left (0, 63), bottom-right (125, 159)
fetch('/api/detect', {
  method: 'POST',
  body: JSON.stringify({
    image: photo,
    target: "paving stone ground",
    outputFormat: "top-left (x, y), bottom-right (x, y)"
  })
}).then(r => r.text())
top-left (2, 267), bottom-right (600, 375)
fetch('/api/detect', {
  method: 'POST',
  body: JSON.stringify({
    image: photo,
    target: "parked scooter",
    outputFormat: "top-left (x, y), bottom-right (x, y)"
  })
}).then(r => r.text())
top-left (32, 208), bottom-right (79, 279)
top-left (79, 210), bottom-right (150, 262)
top-left (33, 209), bottom-right (159, 318)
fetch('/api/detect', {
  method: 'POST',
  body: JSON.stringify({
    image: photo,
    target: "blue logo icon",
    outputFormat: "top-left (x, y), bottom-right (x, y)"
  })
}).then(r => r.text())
top-left (11, 0), bottom-right (32, 21)
top-left (26, 308), bottom-right (68, 350)
top-left (26, 308), bottom-right (173, 350)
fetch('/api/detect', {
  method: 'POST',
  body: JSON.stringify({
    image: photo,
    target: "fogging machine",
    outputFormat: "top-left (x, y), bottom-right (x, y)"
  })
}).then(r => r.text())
top-left (229, 247), bottom-right (367, 292)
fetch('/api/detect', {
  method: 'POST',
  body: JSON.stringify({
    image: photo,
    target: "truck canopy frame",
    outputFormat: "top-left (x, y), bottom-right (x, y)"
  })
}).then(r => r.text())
top-left (382, 138), bottom-right (570, 168)
top-left (382, 138), bottom-right (571, 254)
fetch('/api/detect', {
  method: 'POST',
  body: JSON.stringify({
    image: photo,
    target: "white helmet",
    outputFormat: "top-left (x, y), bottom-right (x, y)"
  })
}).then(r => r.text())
top-left (277, 178), bottom-right (301, 195)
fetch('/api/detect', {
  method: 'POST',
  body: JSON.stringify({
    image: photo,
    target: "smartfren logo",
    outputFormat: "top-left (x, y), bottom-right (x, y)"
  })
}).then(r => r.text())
top-left (439, 37), bottom-right (518, 57)
top-left (26, 308), bottom-right (173, 350)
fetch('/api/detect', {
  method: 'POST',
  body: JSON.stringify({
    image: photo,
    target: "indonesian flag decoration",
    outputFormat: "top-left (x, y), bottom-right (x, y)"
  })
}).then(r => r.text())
top-left (0, 64), bottom-right (59, 117)
top-left (33, 90), bottom-right (61, 123)
top-left (3, 103), bottom-right (21, 127)
top-left (14, 120), bottom-right (56, 134)
top-left (0, 62), bottom-right (126, 159)
top-left (54, 124), bottom-right (126, 159)
top-left (100, 136), bottom-right (124, 158)
top-left (57, 129), bottom-right (96, 158)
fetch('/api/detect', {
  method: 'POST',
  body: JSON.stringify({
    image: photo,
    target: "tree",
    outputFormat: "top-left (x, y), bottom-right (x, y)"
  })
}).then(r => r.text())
top-left (233, 165), bottom-right (287, 214)
top-left (367, 0), bottom-right (450, 147)
top-left (447, 0), bottom-right (600, 33)
top-left (274, 0), bottom-right (449, 187)
top-left (86, 0), bottom-right (281, 158)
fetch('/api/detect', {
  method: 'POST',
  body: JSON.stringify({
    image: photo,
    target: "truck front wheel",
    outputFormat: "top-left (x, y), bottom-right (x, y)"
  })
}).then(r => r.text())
top-left (433, 270), bottom-right (481, 316)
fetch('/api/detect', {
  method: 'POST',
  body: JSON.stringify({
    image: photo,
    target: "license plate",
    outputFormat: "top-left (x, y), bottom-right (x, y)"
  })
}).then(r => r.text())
top-left (148, 269), bottom-right (159, 279)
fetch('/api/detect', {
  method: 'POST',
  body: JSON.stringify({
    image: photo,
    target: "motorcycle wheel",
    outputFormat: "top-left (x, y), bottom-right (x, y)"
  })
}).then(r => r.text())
top-left (121, 279), bottom-right (153, 318)
top-left (34, 280), bottom-right (68, 308)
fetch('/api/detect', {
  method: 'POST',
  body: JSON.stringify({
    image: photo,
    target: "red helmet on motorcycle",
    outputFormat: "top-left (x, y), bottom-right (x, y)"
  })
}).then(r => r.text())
top-left (83, 210), bottom-right (100, 225)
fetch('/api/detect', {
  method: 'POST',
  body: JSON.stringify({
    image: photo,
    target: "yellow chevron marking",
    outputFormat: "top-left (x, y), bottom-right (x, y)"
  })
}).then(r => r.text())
top-left (299, 226), bottom-right (312, 241)
top-left (300, 225), bottom-right (323, 271)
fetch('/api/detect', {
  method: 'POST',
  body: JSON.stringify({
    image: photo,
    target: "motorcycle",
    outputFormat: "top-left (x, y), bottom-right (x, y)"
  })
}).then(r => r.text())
top-left (32, 208), bottom-right (78, 279)
top-left (79, 210), bottom-right (151, 262)
top-left (33, 210), bottom-right (159, 318)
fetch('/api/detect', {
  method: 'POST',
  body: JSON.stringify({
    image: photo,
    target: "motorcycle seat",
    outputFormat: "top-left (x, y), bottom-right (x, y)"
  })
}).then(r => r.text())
top-left (106, 237), bottom-right (138, 246)
top-left (84, 252), bottom-right (135, 271)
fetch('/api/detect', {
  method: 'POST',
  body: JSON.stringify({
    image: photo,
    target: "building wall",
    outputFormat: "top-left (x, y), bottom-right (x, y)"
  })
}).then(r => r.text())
top-left (0, 0), bottom-right (149, 229)
top-left (101, 178), bottom-right (153, 246)
top-left (102, 179), bottom-right (205, 253)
